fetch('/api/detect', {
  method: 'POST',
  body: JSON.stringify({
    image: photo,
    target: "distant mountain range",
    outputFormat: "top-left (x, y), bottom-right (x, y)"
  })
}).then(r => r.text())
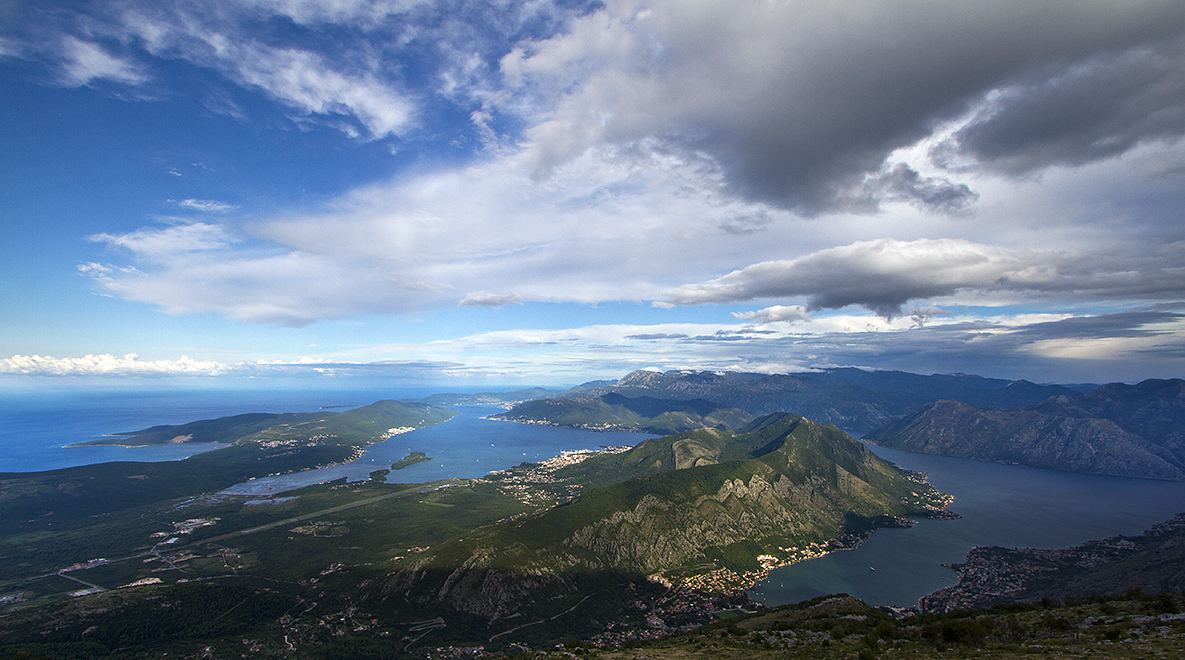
top-left (482, 370), bottom-right (1185, 481)
top-left (556, 368), bottom-right (1087, 431)
top-left (866, 379), bottom-right (1185, 480)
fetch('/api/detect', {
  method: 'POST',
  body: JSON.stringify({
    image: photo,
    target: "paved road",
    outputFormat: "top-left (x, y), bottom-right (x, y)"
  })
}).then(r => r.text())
top-left (202, 478), bottom-right (465, 543)
top-left (0, 478), bottom-right (466, 591)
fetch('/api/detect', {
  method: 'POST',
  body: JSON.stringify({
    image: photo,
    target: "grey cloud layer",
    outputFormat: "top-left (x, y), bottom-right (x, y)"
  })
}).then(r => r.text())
top-left (669, 239), bottom-right (1185, 318)
top-left (9, 0), bottom-right (1185, 202)
top-left (936, 37), bottom-right (1185, 174)
top-left (510, 0), bottom-right (1185, 213)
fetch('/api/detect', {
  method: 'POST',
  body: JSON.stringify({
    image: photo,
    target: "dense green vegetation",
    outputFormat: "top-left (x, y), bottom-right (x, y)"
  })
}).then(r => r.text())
top-left (70, 412), bottom-right (315, 447)
top-left (0, 476), bottom-right (534, 654)
top-left (391, 451), bottom-right (432, 470)
top-left (72, 399), bottom-right (457, 448)
top-left (1, 410), bottom-right (956, 656)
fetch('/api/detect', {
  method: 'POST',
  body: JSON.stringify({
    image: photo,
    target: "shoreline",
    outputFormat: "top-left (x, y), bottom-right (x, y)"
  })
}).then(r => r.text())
top-left (665, 509), bottom-right (959, 598)
top-left (484, 415), bottom-right (664, 434)
top-left (63, 440), bottom-right (229, 449)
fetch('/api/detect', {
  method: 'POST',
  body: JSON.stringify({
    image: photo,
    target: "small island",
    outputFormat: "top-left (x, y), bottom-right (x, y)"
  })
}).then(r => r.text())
top-left (391, 451), bottom-right (432, 470)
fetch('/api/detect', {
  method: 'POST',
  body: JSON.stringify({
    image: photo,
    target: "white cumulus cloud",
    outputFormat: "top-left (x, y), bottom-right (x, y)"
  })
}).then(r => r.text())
top-left (732, 306), bottom-right (811, 324)
top-left (0, 353), bottom-right (231, 376)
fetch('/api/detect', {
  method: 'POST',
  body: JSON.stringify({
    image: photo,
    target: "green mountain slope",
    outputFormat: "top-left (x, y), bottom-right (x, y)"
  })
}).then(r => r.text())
top-left (72, 412), bottom-right (315, 447)
top-left (490, 392), bottom-right (756, 434)
top-left (78, 399), bottom-right (455, 448)
top-left (386, 414), bottom-right (953, 621)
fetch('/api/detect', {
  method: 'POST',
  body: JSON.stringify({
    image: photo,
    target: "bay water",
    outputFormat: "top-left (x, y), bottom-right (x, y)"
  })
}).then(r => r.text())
top-left (4, 388), bottom-right (1185, 609)
top-left (222, 405), bottom-right (649, 494)
top-left (750, 443), bottom-right (1185, 607)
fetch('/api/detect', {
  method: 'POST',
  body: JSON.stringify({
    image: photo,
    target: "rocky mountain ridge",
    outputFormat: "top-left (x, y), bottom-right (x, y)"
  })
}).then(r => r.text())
top-left (865, 379), bottom-right (1185, 480)
top-left (567, 368), bottom-right (1084, 431)
top-left (383, 413), bottom-right (954, 621)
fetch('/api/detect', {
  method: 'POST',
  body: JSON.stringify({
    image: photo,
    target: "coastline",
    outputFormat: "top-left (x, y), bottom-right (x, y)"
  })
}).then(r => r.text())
top-left (64, 439), bottom-right (227, 449)
top-left (483, 415), bottom-right (652, 434)
top-left (666, 510), bottom-right (960, 598)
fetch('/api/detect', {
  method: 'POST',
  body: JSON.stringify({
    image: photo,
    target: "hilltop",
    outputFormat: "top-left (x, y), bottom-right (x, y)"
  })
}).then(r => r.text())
top-left (385, 413), bottom-right (953, 628)
top-left (518, 590), bottom-right (1185, 660)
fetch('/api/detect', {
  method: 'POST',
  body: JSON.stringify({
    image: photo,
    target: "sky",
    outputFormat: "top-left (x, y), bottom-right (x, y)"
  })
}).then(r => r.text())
top-left (2, 0), bottom-right (1185, 389)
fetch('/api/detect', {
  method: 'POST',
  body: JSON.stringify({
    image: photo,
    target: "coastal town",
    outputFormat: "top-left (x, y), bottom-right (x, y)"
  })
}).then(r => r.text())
top-left (486, 446), bottom-right (632, 508)
top-left (921, 514), bottom-right (1185, 613)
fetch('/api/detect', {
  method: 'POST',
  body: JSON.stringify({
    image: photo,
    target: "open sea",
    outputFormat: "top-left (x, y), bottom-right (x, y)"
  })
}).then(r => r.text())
top-left (3, 387), bottom-right (1185, 608)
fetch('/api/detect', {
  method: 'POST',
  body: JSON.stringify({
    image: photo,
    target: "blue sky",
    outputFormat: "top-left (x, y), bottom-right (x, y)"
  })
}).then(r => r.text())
top-left (3, 0), bottom-right (1185, 388)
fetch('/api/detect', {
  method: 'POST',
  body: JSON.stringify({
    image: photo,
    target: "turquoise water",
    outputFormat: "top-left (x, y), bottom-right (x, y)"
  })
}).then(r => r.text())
top-left (750, 443), bottom-right (1185, 607)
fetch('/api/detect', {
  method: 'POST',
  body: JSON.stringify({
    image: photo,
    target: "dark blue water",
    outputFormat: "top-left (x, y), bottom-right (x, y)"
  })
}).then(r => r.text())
top-left (750, 443), bottom-right (1185, 608)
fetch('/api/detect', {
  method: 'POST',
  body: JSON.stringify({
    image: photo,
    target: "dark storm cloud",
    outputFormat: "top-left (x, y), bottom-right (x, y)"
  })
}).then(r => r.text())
top-left (935, 38), bottom-right (1185, 175)
top-left (671, 238), bottom-right (1185, 319)
top-left (863, 165), bottom-right (979, 215)
top-left (1008, 310), bottom-right (1185, 341)
top-left (717, 311), bottom-right (1185, 383)
top-left (670, 238), bottom-right (1031, 318)
top-left (520, 0), bottom-right (1185, 214)
top-left (706, 2), bottom-right (1185, 212)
